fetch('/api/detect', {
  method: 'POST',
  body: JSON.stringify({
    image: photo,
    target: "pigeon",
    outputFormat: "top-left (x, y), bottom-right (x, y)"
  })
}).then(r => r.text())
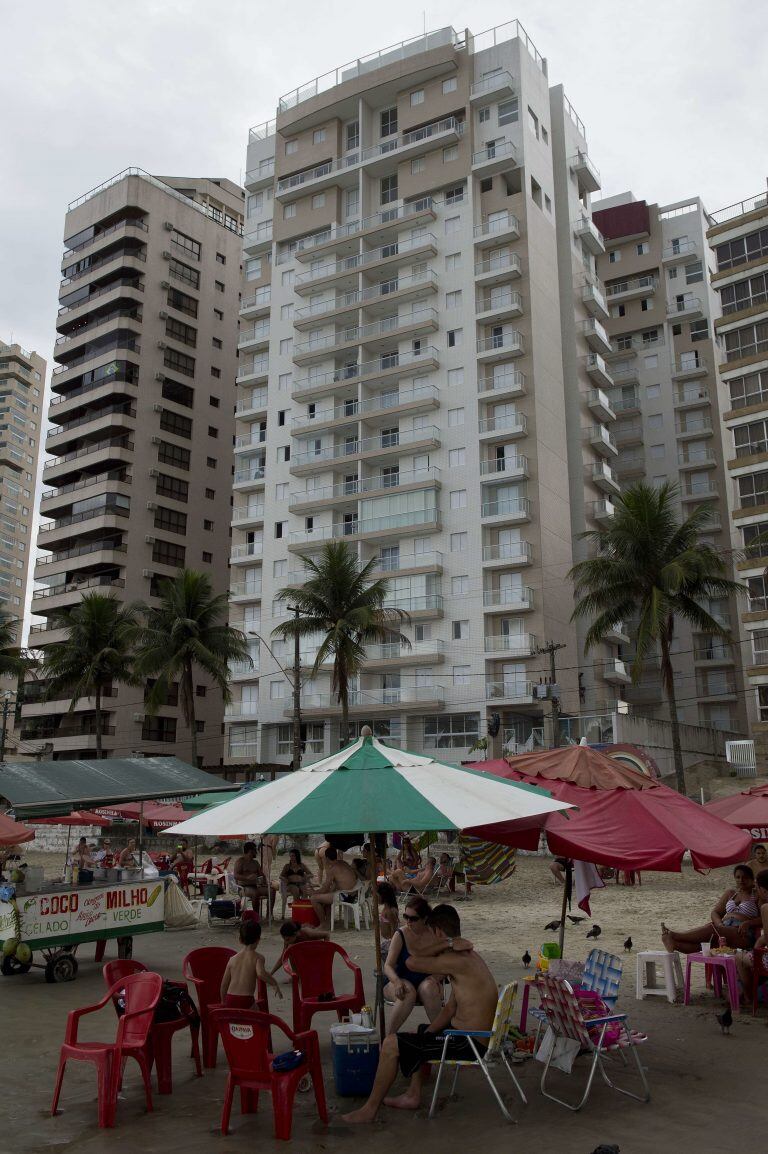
top-left (586, 924), bottom-right (602, 939)
top-left (591, 1146), bottom-right (620, 1154)
top-left (716, 1006), bottom-right (733, 1035)
top-left (522, 950), bottom-right (532, 969)
top-left (544, 919), bottom-right (562, 931)
top-left (567, 915), bottom-right (586, 924)
top-left (623, 936), bottom-right (633, 952)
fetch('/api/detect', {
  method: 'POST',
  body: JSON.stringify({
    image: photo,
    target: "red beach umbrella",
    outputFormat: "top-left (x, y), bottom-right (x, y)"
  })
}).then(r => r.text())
top-left (704, 785), bottom-right (768, 841)
top-left (30, 809), bottom-right (112, 827)
top-left (0, 812), bottom-right (35, 847)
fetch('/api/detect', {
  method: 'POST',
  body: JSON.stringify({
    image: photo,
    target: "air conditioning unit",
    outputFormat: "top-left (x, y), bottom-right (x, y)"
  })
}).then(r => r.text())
top-left (162, 250), bottom-right (171, 259)
top-left (145, 535), bottom-right (156, 544)
top-left (154, 372), bottom-right (165, 382)
top-left (158, 310), bottom-right (168, 319)
top-left (133, 713), bottom-right (145, 722)
top-left (163, 221), bottom-right (174, 231)
top-left (160, 280), bottom-right (170, 290)
top-left (146, 501), bottom-right (157, 511)
top-left (157, 341), bottom-right (167, 350)
top-left (141, 568), bottom-right (152, 578)
top-left (152, 403), bottom-right (163, 413)
top-left (150, 436), bottom-right (161, 444)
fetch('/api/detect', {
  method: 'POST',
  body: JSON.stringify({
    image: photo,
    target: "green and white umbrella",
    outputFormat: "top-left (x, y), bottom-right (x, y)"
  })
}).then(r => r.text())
top-left (166, 733), bottom-right (571, 838)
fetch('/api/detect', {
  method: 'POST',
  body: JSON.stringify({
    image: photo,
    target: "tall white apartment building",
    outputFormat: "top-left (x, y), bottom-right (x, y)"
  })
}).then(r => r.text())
top-left (229, 22), bottom-right (626, 769)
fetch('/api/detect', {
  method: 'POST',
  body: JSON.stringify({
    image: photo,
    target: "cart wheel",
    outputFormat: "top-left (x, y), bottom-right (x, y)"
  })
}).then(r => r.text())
top-left (1, 955), bottom-right (32, 976)
top-left (117, 936), bottom-right (133, 960)
top-left (44, 952), bottom-right (79, 983)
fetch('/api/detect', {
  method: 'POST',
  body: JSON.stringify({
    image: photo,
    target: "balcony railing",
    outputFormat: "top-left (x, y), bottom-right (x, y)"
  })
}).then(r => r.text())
top-left (483, 586), bottom-right (534, 609)
top-left (234, 465), bottom-right (266, 484)
top-left (32, 576), bottom-right (125, 601)
top-left (478, 289), bottom-right (523, 315)
top-left (42, 469), bottom-right (130, 503)
top-left (230, 543), bottom-right (264, 561)
top-left (277, 153), bottom-right (361, 195)
top-left (473, 211), bottom-right (520, 240)
top-left (481, 497), bottom-right (531, 519)
top-left (50, 373), bottom-right (137, 407)
top-left (36, 541), bottom-right (127, 566)
top-left (44, 437), bottom-right (133, 470)
top-left (58, 277), bottom-right (145, 318)
top-left (238, 324), bottom-right (270, 348)
top-left (479, 454), bottom-right (527, 477)
top-left (293, 426), bottom-right (439, 467)
top-left (236, 391), bottom-right (268, 414)
top-left (295, 234), bottom-right (437, 286)
top-left (50, 403), bottom-right (136, 438)
top-left (40, 504), bottom-right (130, 534)
top-left (301, 685), bottom-right (445, 710)
top-left (232, 504), bottom-right (265, 521)
top-left (295, 270), bottom-right (437, 322)
top-left (605, 275), bottom-right (657, 297)
top-left (61, 248), bottom-right (146, 288)
top-left (472, 140), bottom-right (517, 167)
top-left (476, 332), bottom-right (523, 356)
top-left (62, 216), bottom-right (149, 260)
top-left (475, 253), bottom-right (522, 279)
top-left (229, 582), bottom-right (262, 599)
top-left (52, 339), bottom-right (140, 376)
top-left (710, 191), bottom-right (768, 225)
top-left (293, 383), bottom-right (439, 428)
top-left (485, 680), bottom-right (533, 701)
top-left (293, 346), bottom-right (438, 396)
top-left (663, 239), bottom-right (697, 259)
top-left (294, 307), bottom-right (438, 356)
top-left (364, 639), bottom-right (446, 661)
top-left (361, 117), bottom-right (463, 162)
top-left (292, 199), bottom-right (435, 257)
top-left (484, 634), bottom-right (537, 655)
top-left (289, 507), bottom-right (439, 545)
top-left (478, 369), bottom-right (526, 395)
top-left (245, 158), bottom-right (276, 184)
top-left (470, 71), bottom-right (514, 100)
top-left (55, 307), bottom-right (142, 347)
top-left (478, 414), bottom-right (527, 436)
top-left (239, 287), bottom-right (271, 313)
top-left (290, 466), bottom-right (440, 504)
top-left (481, 541), bottom-right (532, 564)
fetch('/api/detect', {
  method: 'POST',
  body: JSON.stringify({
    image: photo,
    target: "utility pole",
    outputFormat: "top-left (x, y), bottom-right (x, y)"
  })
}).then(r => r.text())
top-left (536, 641), bottom-right (566, 748)
top-left (290, 605), bottom-right (302, 773)
top-left (0, 692), bottom-right (14, 764)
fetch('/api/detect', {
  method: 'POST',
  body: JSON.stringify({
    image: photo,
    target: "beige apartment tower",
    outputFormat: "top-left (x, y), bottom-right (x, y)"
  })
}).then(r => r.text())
top-left (22, 171), bottom-right (244, 764)
top-left (227, 22), bottom-right (629, 770)
top-left (592, 194), bottom-right (747, 734)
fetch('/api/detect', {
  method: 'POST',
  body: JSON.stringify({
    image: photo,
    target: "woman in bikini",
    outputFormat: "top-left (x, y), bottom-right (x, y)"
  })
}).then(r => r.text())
top-left (279, 847), bottom-right (313, 901)
top-left (662, 863), bottom-right (762, 954)
top-left (382, 896), bottom-right (442, 1035)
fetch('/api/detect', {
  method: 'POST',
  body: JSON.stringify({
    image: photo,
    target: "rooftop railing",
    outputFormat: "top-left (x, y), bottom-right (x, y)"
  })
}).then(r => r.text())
top-left (67, 168), bottom-right (243, 236)
top-left (710, 191), bottom-right (768, 225)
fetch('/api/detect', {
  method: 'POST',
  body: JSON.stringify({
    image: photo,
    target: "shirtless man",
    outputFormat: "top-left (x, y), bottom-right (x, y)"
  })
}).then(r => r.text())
top-left (342, 903), bottom-right (499, 1123)
top-left (269, 921), bottom-right (330, 976)
top-left (234, 841), bottom-right (275, 912)
top-left (310, 846), bottom-right (359, 927)
top-left (220, 920), bottom-right (282, 1006)
top-left (390, 856), bottom-right (437, 894)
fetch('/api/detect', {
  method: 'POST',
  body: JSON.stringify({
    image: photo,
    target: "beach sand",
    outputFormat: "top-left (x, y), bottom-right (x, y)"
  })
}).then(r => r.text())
top-left (2, 850), bottom-right (759, 1154)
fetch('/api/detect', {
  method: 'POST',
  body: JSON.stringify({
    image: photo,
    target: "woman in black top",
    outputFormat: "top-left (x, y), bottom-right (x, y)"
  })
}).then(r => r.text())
top-left (280, 847), bottom-right (313, 900)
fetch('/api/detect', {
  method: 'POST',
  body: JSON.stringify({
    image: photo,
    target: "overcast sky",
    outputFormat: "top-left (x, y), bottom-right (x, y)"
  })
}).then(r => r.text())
top-left (1, 0), bottom-right (765, 366)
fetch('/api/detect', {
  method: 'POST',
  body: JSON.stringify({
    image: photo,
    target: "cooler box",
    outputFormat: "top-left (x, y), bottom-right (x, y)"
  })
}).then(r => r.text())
top-left (330, 1024), bottom-right (379, 1096)
top-left (289, 900), bottom-right (320, 927)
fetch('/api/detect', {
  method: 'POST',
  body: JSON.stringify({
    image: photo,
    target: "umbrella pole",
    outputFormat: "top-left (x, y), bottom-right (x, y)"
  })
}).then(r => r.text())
top-left (64, 825), bottom-right (72, 884)
top-left (557, 862), bottom-right (571, 957)
top-left (368, 833), bottom-right (385, 1039)
top-left (138, 800), bottom-right (144, 863)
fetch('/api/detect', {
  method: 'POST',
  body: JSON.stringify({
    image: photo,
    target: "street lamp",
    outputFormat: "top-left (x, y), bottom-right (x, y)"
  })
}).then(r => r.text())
top-left (248, 605), bottom-right (310, 772)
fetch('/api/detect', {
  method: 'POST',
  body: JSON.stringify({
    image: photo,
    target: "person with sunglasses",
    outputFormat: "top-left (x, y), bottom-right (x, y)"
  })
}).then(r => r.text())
top-left (382, 896), bottom-right (442, 1035)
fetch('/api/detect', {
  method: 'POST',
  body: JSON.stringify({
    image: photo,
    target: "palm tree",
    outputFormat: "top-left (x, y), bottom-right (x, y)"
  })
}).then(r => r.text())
top-left (132, 569), bottom-right (250, 766)
top-left (569, 482), bottom-right (745, 795)
top-left (273, 541), bottom-right (411, 747)
top-left (40, 593), bottom-right (140, 758)
top-left (0, 604), bottom-right (29, 682)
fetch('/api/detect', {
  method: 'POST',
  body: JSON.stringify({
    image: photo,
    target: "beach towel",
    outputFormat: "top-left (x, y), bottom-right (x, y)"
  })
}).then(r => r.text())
top-left (458, 835), bottom-right (517, 884)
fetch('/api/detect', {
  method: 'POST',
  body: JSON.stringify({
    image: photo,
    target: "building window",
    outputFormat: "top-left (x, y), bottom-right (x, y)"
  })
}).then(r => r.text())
top-left (156, 473), bottom-right (189, 502)
top-left (155, 506), bottom-right (187, 534)
top-left (279, 337), bottom-right (293, 355)
top-left (152, 539), bottom-right (186, 566)
top-left (211, 367), bottom-right (221, 378)
top-left (285, 139), bottom-right (298, 155)
top-left (424, 712), bottom-right (479, 749)
top-left (270, 681), bottom-right (285, 700)
top-left (212, 337), bottom-right (222, 350)
top-left (448, 447), bottom-right (466, 466)
top-left (447, 329), bottom-right (462, 348)
top-left (527, 107), bottom-right (539, 139)
top-left (443, 145), bottom-right (459, 163)
top-left (448, 407), bottom-right (465, 426)
top-left (451, 574), bottom-right (469, 595)
top-left (164, 348), bottom-right (195, 378)
top-left (167, 287), bottom-right (198, 318)
top-left (346, 121), bottom-right (359, 151)
top-left (450, 531), bottom-right (467, 552)
top-left (168, 258), bottom-right (200, 289)
top-left (213, 307), bottom-right (223, 320)
top-left (157, 441), bottom-right (190, 470)
top-left (380, 107), bottom-right (397, 137)
top-left (608, 250), bottom-right (621, 264)
top-left (442, 77), bottom-right (457, 94)
top-left (445, 184), bottom-right (464, 204)
top-left (311, 192), bottom-right (326, 209)
top-left (142, 716), bottom-right (177, 743)
top-left (411, 156), bottom-right (425, 175)
top-left (202, 551), bottom-right (212, 563)
top-left (690, 319), bottom-right (709, 343)
top-left (452, 620), bottom-right (470, 641)
top-left (171, 228), bottom-right (201, 261)
top-left (160, 409), bottom-right (192, 439)
top-left (215, 280), bottom-right (225, 293)
top-left (161, 378), bottom-right (194, 408)
top-left (207, 456), bottom-right (217, 467)
top-left (166, 317), bottom-right (197, 347)
top-left (636, 241), bottom-right (650, 256)
top-left (205, 487), bottom-right (215, 499)
top-left (453, 664), bottom-right (471, 685)
top-left (445, 216), bottom-right (460, 235)
top-left (685, 261), bottom-right (704, 285)
top-left (283, 203), bottom-right (296, 220)
top-left (446, 290), bottom-right (461, 310)
top-left (410, 89), bottom-right (425, 106)
top-left (715, 226), bottom-right (768, 272)
top-left (447, 367), bottom-right (464, 385)
top-left (450, 489), bottom-right (467, 509)
top-left (312, 127), bottom-right (326, 144)
top-left (380, 175), bottom-right (398, 205)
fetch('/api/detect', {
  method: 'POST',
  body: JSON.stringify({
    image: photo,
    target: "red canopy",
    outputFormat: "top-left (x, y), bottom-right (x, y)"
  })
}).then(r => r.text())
top-left (30, 810), bottom-right (112, 828)
top-left (94, 801), bottom-right (192, 830)
top-left (467, 748), bottom-right (752, 871)
top-left (0, 812), bottom-right (35, 848)
top-left (704, 785), bottom-right (768, 841)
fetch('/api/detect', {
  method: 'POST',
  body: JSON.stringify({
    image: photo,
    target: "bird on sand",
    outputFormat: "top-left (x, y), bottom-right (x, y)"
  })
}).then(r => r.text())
top-left (586, 924), bottom-right (602, 939)
top-left (522, 950), bottom-right (532, 969)
top-left (623, 936), bottom-right (633, 952)
top-left (716, 1007), bottom-right (733, 1035)
top-left (544, 919), bottom-right (562, 931)
top-left (567, 915), bottom-right (586, 924)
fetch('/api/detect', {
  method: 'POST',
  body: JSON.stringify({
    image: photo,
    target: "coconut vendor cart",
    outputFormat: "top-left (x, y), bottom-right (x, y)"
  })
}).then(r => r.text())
top-left (0, 756), bottom-right (238, 982)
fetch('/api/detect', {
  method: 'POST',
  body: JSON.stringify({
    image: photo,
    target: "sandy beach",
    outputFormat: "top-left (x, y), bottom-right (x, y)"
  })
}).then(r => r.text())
top-left (2, 850), bottom-right (759, 1154)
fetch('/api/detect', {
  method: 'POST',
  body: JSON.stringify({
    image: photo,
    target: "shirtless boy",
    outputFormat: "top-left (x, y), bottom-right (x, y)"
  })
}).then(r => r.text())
top-left (220, 920), bottom-right (283, 1007)
top-left (342, 904), bottom-right (498, 1123)
top-left (310, 847), bottom-right (359, 927)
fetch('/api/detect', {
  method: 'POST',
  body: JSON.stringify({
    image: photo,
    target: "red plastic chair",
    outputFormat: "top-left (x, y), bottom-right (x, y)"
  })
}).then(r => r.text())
top-left (210, 1007), bottom-right (327, 1140)
top-left (283, 940), bottom-right (365, 1033)
top-left (103, 961), bottom-right (202, 1093)
top-left (183, 947), bottom-right (269, 1069)
top-left (52, 972), bottom-right (162, 1128)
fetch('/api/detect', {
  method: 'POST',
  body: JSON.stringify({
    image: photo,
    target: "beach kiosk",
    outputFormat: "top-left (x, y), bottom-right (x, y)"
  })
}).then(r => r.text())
top-left (0, 756), bottom-right (237, 982)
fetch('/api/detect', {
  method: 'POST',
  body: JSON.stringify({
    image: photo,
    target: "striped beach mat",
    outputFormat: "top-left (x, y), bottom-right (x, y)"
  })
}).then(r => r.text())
top-left (458, 835), bottom-right (517, 884)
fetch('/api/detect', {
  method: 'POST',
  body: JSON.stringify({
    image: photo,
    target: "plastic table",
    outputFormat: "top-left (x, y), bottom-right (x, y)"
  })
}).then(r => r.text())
top-left (683, 952), bottom-right (740, 1013)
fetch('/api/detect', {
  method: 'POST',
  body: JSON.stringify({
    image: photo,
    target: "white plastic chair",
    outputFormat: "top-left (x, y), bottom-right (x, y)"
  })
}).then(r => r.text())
top-left (330, 882), bottom-right (371, 931)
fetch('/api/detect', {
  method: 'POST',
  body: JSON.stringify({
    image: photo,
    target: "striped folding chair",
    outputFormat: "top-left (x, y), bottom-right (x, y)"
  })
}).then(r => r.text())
top-left (582, 948), bottom-right (623, 1007)
top-left (537, 973), bottom-right (650, 1112)
top-left (427, 981), bottom-right (528, 1122)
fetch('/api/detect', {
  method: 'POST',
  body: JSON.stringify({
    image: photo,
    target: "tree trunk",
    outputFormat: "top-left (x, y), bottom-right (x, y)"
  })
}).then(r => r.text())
top-left (184, 658), bottom-right (198, 766)
top-left (95, 684), bottom-right (103, 759)
top-left (660, 632), bottom-right (686, 794)
top-left (340, 691), bottom-right (349, 750)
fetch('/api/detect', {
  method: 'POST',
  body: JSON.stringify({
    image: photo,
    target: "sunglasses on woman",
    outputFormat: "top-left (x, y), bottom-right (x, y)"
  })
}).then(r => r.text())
top-left (403, 913), bottom-right (422, 923)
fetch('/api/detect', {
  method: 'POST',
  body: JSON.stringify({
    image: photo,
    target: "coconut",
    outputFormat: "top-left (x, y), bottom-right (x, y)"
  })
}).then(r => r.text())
top-left (2, 938), bottom-right (18, 957)
top-left (14, 942), bottom-right (31, 964)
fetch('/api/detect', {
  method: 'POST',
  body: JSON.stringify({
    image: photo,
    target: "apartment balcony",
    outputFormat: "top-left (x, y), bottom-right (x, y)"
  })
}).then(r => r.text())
top-left (605, 275), bottom-right (657, 302)
top-left (473, 211), bottom-right (520, 248)
top-left (292, 307), bottom-right (438, 364)
top-left (34, 540), bottom-right (127, 579)
top-left (676, 416), bottom-right (713, 439)
top-left (584, 353), bottom-right (614, 389)
top-left (481, 541), bottom-right (533, 568)
top-left (662, 239), bottom-right (699, 265)
top-left (383, 593), bottom-right (443, 619)
top-left (56, 278), bottom-right (145, 328)
top-left (674, 384), bottom-right (710, 408)
top-left (573, 215), bottom-right (606, 255)
top-left (244, 157), bottom-right (275, 190)
top-left (695, 677), bottom-right (737, 703)
top-left (30, 576), bottom-right (125, 615)
top-left (298, 684), bottom-right (445, 717)
top-left (239, 288), bottom-right (271, 319)
top-left (483, 586), bottom-right (534, 612)
top-left (592, 461), bottom-right (620, 494)
top-left (234, 430), bottom-right (266, 456)
top-left (476, 289), bottom-right (523, 324)
top-left (225, 704), bottom-right (260, 720)
top-left (38, 507), bottom-right (130, 548)
top-left (294, 270), bottom-right (438, 330)
top-left (588, 424), bottom-right (618, 457)
top-left (471, 140), bottom-right (517, 176)
top-left (592, 498), bottom-right (616, 523)
top-left (52, 340), bottom-right (140, 387)
top-left (27, 623), bottom-right (70, 648)
top-left (615, 454), bottom-right (645, 480)
top-left (236, 358), bottom-right (269, 386)
top-left (485, 680), bottom-right (535, 705)
top-left (604, 621), bottom-right (630, 644)
top-left (474, 253), bottom-right (522, 286)
top-left (609, 365), bottom-right (640, 387)
top-left (288, 507), bottom-right (441, 550)
top-left (231, 503), bottom-right (265, 527)
top-left (290, 426), bottom-right (440, 474)
top-left (484, 633), bottom-right (537, 657)
top-left (666, 296), bottom-right (703, 321)
top-left (233, 464), bottom-right (266, 491)
top-left (294, 234), bottom-right (438, 294)
top-left (238, 323), bottom-right (270, 352)
top-left (678, 447), bottom-right (716, 470)
top-left (50, 374), bottom-right (138, 421)
top-left (361, 117), bottom-right (464, 173)
top-left (581, 318), bottom-right (612, 358)
top-left (470, 71), bottom-right (515, 102)
top-left (292, 346), bottom-right (439, 402)
top-left (236, 390), bottom-right (269, 420)
top-left (47, 403), bottom-right (136, 453)
top-left (602, 658), bottom-right (630, 684)
top-left (293, 200), bottom-right (436, 263)
top-left (614, 420), bottom-right (643, 447)
top-left (362, 639), bottom-right (446, 669)
top-left (477, 369), bottom-right (526, 402)
top-left (480, 496), bottom-right (532, 524)
top-left (230, 543), bottom-right (263, 566)
top-left (275, 153), bottom-right (361, 203)
top-left (476, 331), bottom-right (524, 363)
top-left (609, 390), bottom-right (640, 415)
top-left (368, 551), bottom-right (443, 579)
top-left (55, 308), bottom-right (142, 360)
top-left (242, 220), bottom-right (273, 255)
top-left (569, 150), bottom-right (601, 194)
top-left (587, 388), bottom-right (616, 423)
top-left (694, 642), bottom-right (735, 666)
top-left (478, 413), bottom-right (527, 440)
top-left (289, 466), bottom-right (440, 512)
top-left (681, 480), bottom-right (719, 501)
top-left (42, 438), bottom-right (134, 485)
top-left (229, 581), bottom-right (262, 603)
top-left (582, 282), bottom-right (609, 320)
top-left (671, 357), bottom-right (708, 381)
top-left (61, 217), bottom-right (149, 266)
top-left (291, 383), bottom-right (439, 436)
top-left (479, 455), bottom-right (529, 483)
top-left (60, 249), bottom-right (147, 294)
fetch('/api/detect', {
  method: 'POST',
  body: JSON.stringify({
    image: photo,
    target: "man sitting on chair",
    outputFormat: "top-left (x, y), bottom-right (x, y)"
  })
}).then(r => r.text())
top-left (390, 855), bottom-right (437, 894)
top-left (309, 847), bottom-right (359, 928)
top-left (234, 841), bottom-right (275, 913)
top-left (342, 904), bottom-right (499, 1123)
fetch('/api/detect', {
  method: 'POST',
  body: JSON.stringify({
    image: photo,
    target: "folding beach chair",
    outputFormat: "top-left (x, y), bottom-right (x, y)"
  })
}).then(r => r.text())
top-left (537, 973), bottom-right (650, 1112)
top-left (530, 949), bottom-right (623, 1047)
top-left (427, 981), bottom-right (527, 1122)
